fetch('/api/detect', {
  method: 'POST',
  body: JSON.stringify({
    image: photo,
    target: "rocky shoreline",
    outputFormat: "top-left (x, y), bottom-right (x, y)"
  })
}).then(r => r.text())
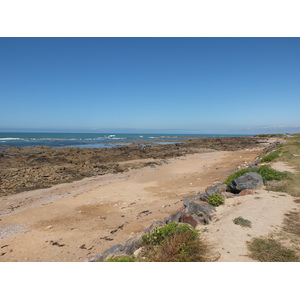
top-left (0, 136), bottom-right (273, 197)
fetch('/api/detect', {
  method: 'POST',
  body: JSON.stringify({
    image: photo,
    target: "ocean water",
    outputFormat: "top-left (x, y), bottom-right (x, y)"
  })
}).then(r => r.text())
top-left (0, 132), bottom-right (251, 149)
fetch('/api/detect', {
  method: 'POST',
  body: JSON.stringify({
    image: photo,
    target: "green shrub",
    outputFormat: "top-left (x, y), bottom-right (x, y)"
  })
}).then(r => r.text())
top-left (224, 165), bottom-right (288, 187)
top-left (140, 222), bottom-right (208, 262)
top-left (105, 255), bottom-right (135, 262)
top-left (207, 193), bottom-right (225, 207)
top-left (260, 150), bottom-right (281, 162)
top-left (142, 222), bottom-right (199, 246)
top-left (257, 165), bottom-right (288, 182)
top-left (233, 216), bottom-right (252, 228)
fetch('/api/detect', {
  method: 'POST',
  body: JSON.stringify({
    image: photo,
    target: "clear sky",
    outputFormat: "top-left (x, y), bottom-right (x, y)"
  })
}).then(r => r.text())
top-left (0, 37), bottom-right (299, 134)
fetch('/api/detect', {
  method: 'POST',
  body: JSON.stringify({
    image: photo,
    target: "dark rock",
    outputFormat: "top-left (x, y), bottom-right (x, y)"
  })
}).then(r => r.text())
top-left (142, 220), bottom-right (165, 235)
top-left (205, 184), bottom-right (228, 197)
top-left (191, 213), bottom-right (212, 225)
top-left (196, 193), bottom-right (209, 201)
top-left (229, 172), bottom-right (263, 193)
top-left (162, 211), bottom-right (184, 224)
top-left (183, 195), bottom-right (198, 207)
top-left (183, 201), bottom-right (216, 225)
top-left (87, 244), bottom-right (124, 262)
top-left (179, 213), bottom-right (198, 228)
top-left (105, 243), bottom-right (124, 254)
top-left (185, 201), bottom-right (216, 216)
top-left (123, 235), bottom-right (143, 255)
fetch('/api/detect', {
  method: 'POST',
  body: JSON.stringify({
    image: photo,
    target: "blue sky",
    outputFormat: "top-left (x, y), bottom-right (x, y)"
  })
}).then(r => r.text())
top-left (0, 37), bottom-right (299, 134)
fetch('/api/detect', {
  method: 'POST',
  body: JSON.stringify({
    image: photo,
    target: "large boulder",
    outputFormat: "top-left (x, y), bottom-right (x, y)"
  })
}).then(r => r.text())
top-left (229, 172), bottom-right (263, 193)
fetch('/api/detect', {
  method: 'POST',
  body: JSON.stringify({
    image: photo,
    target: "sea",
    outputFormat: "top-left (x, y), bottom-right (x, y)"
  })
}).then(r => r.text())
top-left (0, 132), bottom-right (252, 150)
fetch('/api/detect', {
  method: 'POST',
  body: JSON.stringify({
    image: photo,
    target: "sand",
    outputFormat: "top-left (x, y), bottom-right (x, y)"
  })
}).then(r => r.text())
top-left (0, 147), bottom-right (297, 262)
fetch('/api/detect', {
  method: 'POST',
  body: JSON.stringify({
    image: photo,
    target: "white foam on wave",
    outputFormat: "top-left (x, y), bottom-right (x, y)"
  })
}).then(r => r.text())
top-left (0, 137), bottom-right (21, 140)
top-left (103, 135), bottom-right (122, 140)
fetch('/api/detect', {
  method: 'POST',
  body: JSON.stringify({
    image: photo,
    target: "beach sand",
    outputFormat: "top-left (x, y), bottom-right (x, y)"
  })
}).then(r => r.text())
top-left (0, 141), bottom-right (297, 262)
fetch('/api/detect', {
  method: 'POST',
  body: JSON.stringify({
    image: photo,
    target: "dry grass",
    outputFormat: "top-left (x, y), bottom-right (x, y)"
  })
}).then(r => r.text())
top-left (139, 230), bottom-right (209, 262)
top-left (283, 210), bottom-right (300, 237)
top-left (247, 208), bottom-right (300, 262)
top-left (247, 237), bottom-right (299, 262)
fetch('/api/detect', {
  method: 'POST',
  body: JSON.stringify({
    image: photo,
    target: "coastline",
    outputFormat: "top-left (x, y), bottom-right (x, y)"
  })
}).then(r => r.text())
top-left (0, 136), bottom-right (271, 197)
top-left (1, 135), bottom-right (294, 262)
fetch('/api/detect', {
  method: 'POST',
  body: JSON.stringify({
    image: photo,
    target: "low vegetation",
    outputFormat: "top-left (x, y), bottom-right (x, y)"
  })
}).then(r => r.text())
top-left (224, 165), bottom-right (288, 187)
top-left (233, 217), bottom-right (252, 228)
top-left (267, 134), bottom-right (300, 197)
top-left (247, 237), bottom-right (299, 262)
top-left (207, 193), bottom-right (225, 207)
top-left (283, 210), bottom-right (300, 237)
top-left (247, 134), bottom-right (300, 262)
top-left (105, 255), bottom-right (135, 262)
top-left (260, 150), bottom-right (281, 162)
top-left (258, 165), bottom-right (288, 181)
top-left (139, 222), bottom-right (209, 262)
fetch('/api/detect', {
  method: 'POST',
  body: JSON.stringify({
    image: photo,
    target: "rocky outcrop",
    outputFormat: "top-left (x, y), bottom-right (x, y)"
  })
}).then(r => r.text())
top-left (229, 172), bottom-right (263, 193)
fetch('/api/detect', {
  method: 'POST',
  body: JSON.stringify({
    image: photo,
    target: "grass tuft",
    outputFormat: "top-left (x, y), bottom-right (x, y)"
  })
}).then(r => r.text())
top-left (233, 217), bottom-right (252, 228)
top-left (283, 211), bottom-right (300, 237)
top-left (247, 237), bottom-right (299, 262)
